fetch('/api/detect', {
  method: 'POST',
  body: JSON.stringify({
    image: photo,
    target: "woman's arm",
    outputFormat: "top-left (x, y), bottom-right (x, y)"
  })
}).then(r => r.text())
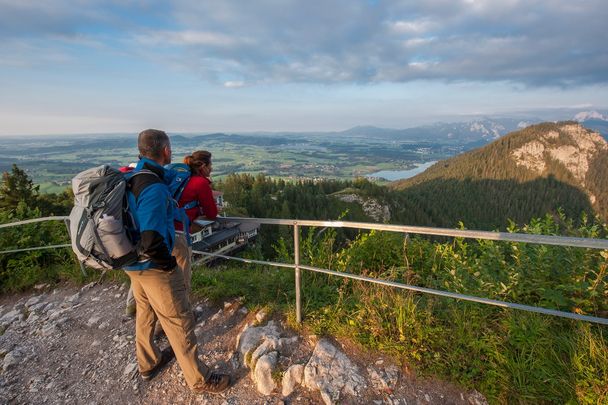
top-left (197, 178), bottom-right (218, 220)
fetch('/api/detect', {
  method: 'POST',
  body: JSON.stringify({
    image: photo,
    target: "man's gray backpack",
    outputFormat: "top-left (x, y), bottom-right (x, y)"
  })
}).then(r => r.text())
top-left (68, 165), bottom-right (150, 270)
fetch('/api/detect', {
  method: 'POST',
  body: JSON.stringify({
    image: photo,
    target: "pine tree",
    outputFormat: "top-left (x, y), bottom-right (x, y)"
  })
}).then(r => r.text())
top-left (0, 164), bottom-right (39, 212)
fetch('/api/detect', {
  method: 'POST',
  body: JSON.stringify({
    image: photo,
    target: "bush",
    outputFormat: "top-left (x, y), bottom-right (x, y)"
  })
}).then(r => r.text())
top-left (191, 212), bottom-right (608, 403)
top-left (0, 202), bottom-right (81, 292)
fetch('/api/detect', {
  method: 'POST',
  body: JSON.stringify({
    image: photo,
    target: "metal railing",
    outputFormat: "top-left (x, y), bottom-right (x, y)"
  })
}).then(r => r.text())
top-left (2, 215), bottom-right (608, 326)
top-left (0, 215), bottom-right (86, 275)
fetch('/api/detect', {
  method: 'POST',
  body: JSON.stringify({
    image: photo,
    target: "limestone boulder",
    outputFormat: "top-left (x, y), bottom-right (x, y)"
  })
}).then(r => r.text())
top-left (303, 339), bottom-right (366, 405)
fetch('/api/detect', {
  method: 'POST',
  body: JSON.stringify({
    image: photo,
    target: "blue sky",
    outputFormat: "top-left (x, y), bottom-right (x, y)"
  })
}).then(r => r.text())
top-left (1, 0), bottom-right (607, 135)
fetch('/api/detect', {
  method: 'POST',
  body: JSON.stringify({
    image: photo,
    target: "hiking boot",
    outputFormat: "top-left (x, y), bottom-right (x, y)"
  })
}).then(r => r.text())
top-left (153, 322), bottom-right (166, 339)
top-left (193, 372), bottom-right (231, 394)
top-left (140, 348), bottom-right (175, 381)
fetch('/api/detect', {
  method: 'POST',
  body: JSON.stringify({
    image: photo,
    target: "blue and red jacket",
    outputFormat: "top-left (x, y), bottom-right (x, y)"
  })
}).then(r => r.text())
top-left (123, 158), bottom-right (177, 271)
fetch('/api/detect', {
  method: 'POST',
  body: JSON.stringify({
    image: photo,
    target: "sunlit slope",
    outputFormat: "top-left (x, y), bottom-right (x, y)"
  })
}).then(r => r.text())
top-left (388, 122), bottom-right (608, 228)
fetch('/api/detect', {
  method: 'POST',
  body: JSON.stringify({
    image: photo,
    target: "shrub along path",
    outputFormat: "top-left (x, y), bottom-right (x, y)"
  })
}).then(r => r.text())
top-left (0, 282), bottom-right (487, 404)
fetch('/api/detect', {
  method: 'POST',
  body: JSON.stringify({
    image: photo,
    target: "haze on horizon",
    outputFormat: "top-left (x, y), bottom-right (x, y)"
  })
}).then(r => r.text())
top-left (0, 1), bottom-right (607, 136)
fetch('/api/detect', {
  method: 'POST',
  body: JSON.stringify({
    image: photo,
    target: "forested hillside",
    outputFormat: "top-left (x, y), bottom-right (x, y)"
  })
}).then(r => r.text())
top-left (389, 122), bottom-right (607, 229)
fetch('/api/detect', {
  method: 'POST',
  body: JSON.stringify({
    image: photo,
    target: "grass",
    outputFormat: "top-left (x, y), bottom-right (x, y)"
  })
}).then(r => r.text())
top-left (189, 260), bottom-right (608, 404)
top-left (186, 216), bottom-right (608, 404)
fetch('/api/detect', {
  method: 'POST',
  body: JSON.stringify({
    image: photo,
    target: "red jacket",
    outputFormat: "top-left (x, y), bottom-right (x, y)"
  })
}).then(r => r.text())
top-left (176, 175), bottom-right (218, 231)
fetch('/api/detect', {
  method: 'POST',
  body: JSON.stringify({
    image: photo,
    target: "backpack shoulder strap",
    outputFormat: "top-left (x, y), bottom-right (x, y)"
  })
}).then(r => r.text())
top-left (182, 199), bottom-right (199, 210)
top-left (127, 169), bottom-right (161, 200)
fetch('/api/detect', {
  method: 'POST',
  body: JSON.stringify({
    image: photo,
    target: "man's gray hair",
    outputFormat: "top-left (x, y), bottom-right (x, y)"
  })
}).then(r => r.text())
top-left (138, 129), bottom-right (169, 159)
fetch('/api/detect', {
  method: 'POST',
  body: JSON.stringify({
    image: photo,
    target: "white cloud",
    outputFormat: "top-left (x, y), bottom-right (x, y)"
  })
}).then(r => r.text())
top-left (136, 30), bottom-right (243, 47)
top-left (390, 19), bottom-right (436, 35)
top-left (223, 80), bottom-right (245, 88)
top-left (401, 37), bottom-right (435, 48)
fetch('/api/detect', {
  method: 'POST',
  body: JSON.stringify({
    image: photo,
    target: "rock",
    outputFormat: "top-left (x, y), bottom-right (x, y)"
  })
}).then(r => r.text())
top-left (253, 351), bottom-right (278, 395)
top-left (0, 309), bottom-right (24, 327)
top-left (98, 321), bottom-right (110, 330)
top-left (25, 295), bottom-right (44, 308)
top-left (210, 310), bottom-right (222, 322)
top-left (238, 307), bottom-right (249, 315)
top-left (279, 336), bottom-right (298, 351)
top-left (48, 308), bottom-right (69, 321)
top-left (303, 339), bottom-right (366, 405)
top-left (236, 321), bottom-right (281, 366)
top-left (468, 390), bottom-right (488, 405)
top-left (87, 316), bottom-right (101, 327)
top-left (255, 310), bottom-right (267, 323)
top-left (41, 323), bottom-right (59, 337)
top-left (26, 313), bottom-right (41, 325)
top-left (319, 388), bottom-right (335, 405)
top-left (28, 302), bottom-right (48, 313)
top-left (80, 282), bottom-right (96, 292)
top-left (66, 292), bottom-right (80, 303)
top-left (250, 337), bottom-right (280, 368)
top-left (123, 362), bottom-right (138, 376)
top-left (3, 349), bottom-right (22, 370)
top-left (281, 364), bottom-right (304, 397)
top-left (336, 194), bottom-right (390, 222)
top-left (367, 364), bottom-right (400, 392)
top-left (229, 352), bottom-right (240, 370)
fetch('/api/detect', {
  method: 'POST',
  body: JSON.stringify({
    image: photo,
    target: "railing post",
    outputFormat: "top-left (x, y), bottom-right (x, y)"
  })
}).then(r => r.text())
top-left (294, 221), bottom-right (302, 323)
top-left (64, 219), bottom-right (87, 277)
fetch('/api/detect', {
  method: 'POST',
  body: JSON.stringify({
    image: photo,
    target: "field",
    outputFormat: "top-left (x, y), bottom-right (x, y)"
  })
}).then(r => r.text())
top-left (0, 132), bottom-right (460, 192)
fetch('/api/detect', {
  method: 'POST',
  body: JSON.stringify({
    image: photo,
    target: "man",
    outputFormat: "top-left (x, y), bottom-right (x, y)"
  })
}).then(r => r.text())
top-left (124, 129), bottom-right (230, 393)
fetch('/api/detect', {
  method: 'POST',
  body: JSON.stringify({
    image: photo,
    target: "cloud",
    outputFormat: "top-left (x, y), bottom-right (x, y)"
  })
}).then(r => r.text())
top-left (160, 0), bottom-right (608, 87)
top-left (223, 80), bottom-right (245, 88)
top-left (390, 19), bottom-right (437, 35)
top-left (1, 0), bottom-right (607, 87)
top-left (135, 30), bottom-right (245, 47)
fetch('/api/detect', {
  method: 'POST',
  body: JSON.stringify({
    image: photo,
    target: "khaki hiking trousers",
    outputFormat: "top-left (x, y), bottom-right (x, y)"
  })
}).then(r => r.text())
top-left (126, 231), bottom-right (192, 309)
top-left (126, 266), bottom-right (209, 389)
top-left (173, 231), bottom-right (192, 293)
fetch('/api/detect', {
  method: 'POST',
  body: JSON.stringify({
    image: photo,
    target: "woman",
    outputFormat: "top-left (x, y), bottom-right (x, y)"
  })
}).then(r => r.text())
top-left (179, 150), bottom-right (218, 226)
top-left (169, 150), bottom-right (218, 295)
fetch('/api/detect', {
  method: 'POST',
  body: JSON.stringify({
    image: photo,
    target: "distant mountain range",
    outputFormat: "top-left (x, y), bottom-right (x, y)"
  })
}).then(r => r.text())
top-left (335, 118), bottom-right (538, 147)
top-left (574, 110), bottom-right (607, 121)
top-left (386, 122), bottom-right (607, 229)
top-left (335, 111), bottom-right (608, 147)
top-left (573, 110), bottom-right (608, 137)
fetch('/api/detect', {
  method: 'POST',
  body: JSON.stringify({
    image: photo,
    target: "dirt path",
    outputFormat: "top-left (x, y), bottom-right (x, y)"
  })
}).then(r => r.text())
top-left (0, 282), bottom-right (486, 404)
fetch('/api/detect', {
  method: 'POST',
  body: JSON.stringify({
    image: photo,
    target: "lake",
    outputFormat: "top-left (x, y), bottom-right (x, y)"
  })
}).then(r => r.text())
top-left (366, 161), bottom-right (437, 181)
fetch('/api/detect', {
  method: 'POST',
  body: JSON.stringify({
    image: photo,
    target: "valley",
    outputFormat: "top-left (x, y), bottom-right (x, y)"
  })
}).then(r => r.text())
top-left (0, 117), bottom-right (549, 193)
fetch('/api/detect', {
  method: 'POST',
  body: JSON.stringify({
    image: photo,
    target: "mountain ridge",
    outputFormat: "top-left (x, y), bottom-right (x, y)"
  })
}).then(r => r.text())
top-left (387, 121), bottom-right (608, 227)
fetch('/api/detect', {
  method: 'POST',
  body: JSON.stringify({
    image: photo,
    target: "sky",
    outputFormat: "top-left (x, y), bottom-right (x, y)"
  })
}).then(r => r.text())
top-left (0, 0), bottom-right (607, 136)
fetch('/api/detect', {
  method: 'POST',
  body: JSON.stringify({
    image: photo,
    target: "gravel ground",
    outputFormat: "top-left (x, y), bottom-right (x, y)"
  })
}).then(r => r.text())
top-left (0, 282), bottom-right (487, 405)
